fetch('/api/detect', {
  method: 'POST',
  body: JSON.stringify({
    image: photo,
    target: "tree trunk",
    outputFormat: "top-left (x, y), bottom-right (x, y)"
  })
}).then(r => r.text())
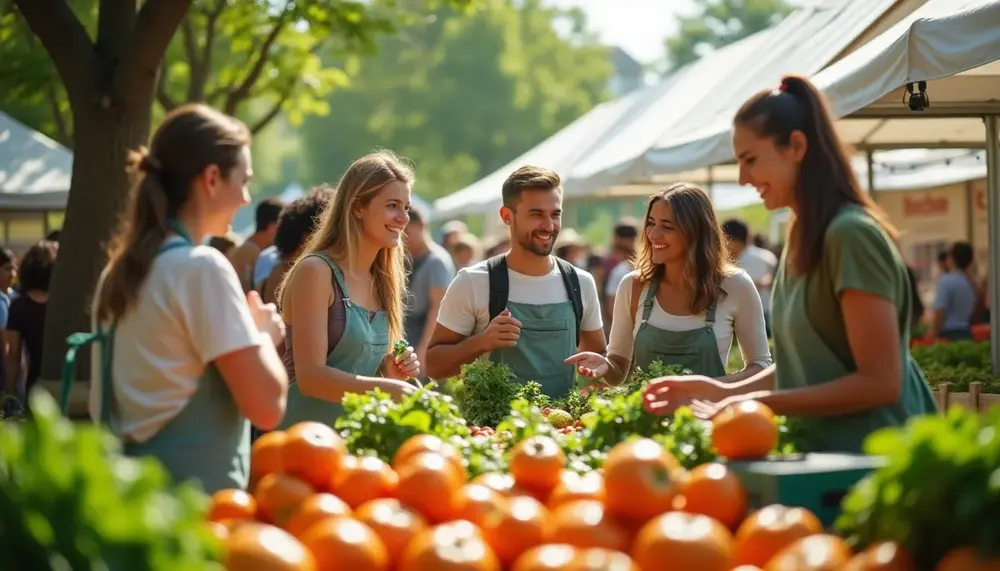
top-left (40, 94), bottom-right (155, 387)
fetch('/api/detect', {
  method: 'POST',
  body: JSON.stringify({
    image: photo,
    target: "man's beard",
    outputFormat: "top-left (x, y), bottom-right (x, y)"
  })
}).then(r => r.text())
top-left (517, 230), bottom-right (558, 256)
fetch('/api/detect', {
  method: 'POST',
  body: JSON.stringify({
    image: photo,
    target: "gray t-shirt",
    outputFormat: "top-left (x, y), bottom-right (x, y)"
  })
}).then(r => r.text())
top-left (933, 271), bottom-right (978, 332)
top-left (404, 243), bottom-right (455, 346)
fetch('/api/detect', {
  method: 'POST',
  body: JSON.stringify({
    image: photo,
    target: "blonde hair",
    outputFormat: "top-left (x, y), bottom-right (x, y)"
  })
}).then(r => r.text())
top-left (276, 150), bottom-right (413, 351)
top-left (633, 182), bottom-right (735, 313)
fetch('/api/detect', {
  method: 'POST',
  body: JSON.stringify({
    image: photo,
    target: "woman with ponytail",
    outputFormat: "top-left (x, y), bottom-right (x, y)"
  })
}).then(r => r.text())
top-left (73, 104), bottom-right (289, 492)
top-left (644, 75), bottom-right (937, 453)
top-left (274, 150), bottom-right (420, 428)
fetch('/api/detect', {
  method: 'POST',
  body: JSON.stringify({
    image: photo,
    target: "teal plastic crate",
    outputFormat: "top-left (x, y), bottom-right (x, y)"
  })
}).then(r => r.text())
top-left (726, 453), bottom-right (887, 528)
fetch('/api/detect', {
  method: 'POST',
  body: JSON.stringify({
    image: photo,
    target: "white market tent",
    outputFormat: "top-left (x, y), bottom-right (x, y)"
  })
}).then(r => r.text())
top-left (433, 0), bottom-right (905, 219)
top-left (0, 111), bottom-right (71, 210)
top-left (579, 0), bottom-right (1000, 369)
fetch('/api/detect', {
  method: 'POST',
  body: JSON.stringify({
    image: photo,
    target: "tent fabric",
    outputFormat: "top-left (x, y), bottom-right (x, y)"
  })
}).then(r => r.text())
top-left (589, 0), bottom-right (1000, 186)
top-left (0, 112), bottom-right (72, 211)
top-left (433, 0), bottom-right (899, 219)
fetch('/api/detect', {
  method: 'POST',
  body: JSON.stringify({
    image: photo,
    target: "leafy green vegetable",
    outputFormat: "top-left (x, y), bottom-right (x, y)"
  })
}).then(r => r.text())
top-left (393, 339), bottom-right (409, 358)
top-left (450, 357), bottom-right (524, 428)
top-left (0, 390), bottom-right (220, 571)
top-left (836, 406), bottom-right (1000, 568)
top-left (335, 383), bottom-right (470, 464)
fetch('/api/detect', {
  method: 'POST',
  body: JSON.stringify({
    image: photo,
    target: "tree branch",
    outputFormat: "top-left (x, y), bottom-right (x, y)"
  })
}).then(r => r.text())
top-left (225, 11), bottom-right (289, 115)
top-left (250, 87), bottom-right (295, 135)
top-left (186, 1), bottom-right (225, 102)
top-left (180, 16), bottom-right (202, 101)
top-left (11, 0), bottom-right (96, 97)
top-left (115, 0), bottom-right (194, 99)
top-left (157, 60), bottom-right (178, 111)
top-left (46, 85), bottom-right (73, 148)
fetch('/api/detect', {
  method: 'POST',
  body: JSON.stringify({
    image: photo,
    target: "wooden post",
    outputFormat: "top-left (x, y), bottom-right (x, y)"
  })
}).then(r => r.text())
top-left (970, 381), bottom-right (983, 412)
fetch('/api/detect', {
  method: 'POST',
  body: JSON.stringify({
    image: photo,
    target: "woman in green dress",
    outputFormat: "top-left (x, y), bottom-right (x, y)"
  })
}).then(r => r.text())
top-left (275, 151), bottom-right (420, 429)
top-left (566, 183), bottom-right (771, 382)
top-left (643, 75), bottom-right (938, 453)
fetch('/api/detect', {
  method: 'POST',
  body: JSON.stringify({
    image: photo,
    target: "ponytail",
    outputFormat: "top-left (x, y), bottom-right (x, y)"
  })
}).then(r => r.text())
top-left (733, 74), bottom-right (896, 276)
top-left (95, 148), bottom-right (171, 322)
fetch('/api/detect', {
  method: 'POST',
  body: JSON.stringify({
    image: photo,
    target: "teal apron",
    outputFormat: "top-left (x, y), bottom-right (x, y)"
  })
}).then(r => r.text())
top-left (630, 276), bottom-right (727, 378)
top-left (61, 221), bottom-right (250, 494)
top-left (278, 253), bottom-right (389, 428)
top-left (490, 300), bottom-right (577, 399)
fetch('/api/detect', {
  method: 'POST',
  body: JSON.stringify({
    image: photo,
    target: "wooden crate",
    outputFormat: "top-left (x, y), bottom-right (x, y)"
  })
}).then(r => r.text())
top-left (933, 382), bottom-right (1000, 413)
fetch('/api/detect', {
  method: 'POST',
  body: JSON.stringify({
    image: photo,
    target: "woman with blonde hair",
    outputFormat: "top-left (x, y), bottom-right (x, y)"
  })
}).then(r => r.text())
top-left (567, 183), bottom-right (770, 382)
top-left (65, 104), bottom-right (289, 493)
top-left (276, 150), bottom-right (420, 428)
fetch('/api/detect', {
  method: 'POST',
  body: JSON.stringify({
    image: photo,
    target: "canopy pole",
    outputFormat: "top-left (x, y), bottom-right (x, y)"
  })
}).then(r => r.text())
top-left (866, 150), bottom-right (876, 202)
top-left (984, 115), bottom-right (1000, 375)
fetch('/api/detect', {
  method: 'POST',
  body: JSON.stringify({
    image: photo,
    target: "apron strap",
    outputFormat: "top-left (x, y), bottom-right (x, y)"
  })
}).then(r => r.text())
top-left (60, 330), bottom-right (105, 415)
top-left (705, 301), bottom-right (717, 327)
top-left (639, 275), bottom-right (660, 330)
top-left (305, 253), bottom-right (350, 308)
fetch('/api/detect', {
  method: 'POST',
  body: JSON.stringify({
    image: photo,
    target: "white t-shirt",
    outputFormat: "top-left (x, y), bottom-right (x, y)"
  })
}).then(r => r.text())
top-left (436, 258), bottom-right (604, 338)
top-left (605, 260), bottom-right (632, 297)
top-left (737, 245), bottom-right (778, 312)
top-left (607, 270), bottom-right (771, 370)
top-left (89, 237), bottom-right (262, 443)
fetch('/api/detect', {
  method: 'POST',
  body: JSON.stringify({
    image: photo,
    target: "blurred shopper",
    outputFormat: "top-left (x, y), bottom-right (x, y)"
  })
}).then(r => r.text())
top-left (723, 218), bottom-right (778, 337)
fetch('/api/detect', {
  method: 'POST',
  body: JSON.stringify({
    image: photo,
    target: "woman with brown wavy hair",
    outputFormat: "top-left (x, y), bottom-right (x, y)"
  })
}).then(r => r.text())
top-left (567, 183), bottom-right (770, 382)
top-left (644, 75), bottom-right (937, 453)
top-left (68, 104), bottom-right (289, 493)
top-left (274, 150), bottom-right (420, 429)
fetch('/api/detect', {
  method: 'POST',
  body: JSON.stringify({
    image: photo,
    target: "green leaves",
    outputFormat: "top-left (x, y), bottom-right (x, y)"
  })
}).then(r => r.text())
top-left (0, 389), bottom-right (220, 571)
top-left (835, 406), bottom-right (1000, 567)
top-left (335, 383), bottom-right (470, 464)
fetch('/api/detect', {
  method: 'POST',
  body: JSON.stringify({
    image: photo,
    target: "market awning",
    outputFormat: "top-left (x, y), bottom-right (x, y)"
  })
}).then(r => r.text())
top-left (587, 0), bottom-right (1000, 185)
top-left (0, 111), bottom-right (72, 211)
top-left (433, 0), bottom-right (903, 219)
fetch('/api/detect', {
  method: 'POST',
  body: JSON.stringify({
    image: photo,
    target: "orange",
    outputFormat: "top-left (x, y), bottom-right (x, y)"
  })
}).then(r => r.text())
top-left (453, 484), bottom-right (509, 527)
top-left (632, 511), bottom-right (733, 571)
top-left (207, 520), bottom-right (230, 542)
top-left (733, 504), bottom-right (823, 567)
top-left (935, 546), bottom-right (1000, 571)
top-left (548, 470), bottom-right (605, 510)
top-left (842, 541), bottom-right (916, 570)
top-left (546, 500), bottom-right (630, 552)
top-left (678, 462), bottom-right (747, 529)
top-left (281, 421), bottom-right (348, 491)
top-left (711, 400), bottom-right (777, 460)
top-left (331, 455), bottom-right (399, 509)
top-left (207, 488), bottom-right (258, 522)
top-left (569, 548), bottom-right (640, 570)
top-left (393, 434), bottom-right (468, 481)
top-left (285, 493), bottom-right (352, 539)
top-left (509, 436), bottom-right (566, 495)
top-left (300, 516), bottom-right (389, 570)
top-left (512, 545), bottom-right (639, 571)
top-left (399, 520), bottom-right (501, 571)
top-left (355, 498), bottom-right (429, 566)
top-left (250, 430), bottom-right (288, 490)
top-left (254, 473), bottom-right (315, 528)
top-left (395, 452), bottom-right (464, 523)
top-left (226, 521), bottom-right (316, 571)
top-left (481, 495), bottom-right (549, 567)
top-left (765, 534), bottom-right (852, 570)
top-left (602, 438), bottom-right (685, 524)
top-left (473, 472), bottom-right (534, 497)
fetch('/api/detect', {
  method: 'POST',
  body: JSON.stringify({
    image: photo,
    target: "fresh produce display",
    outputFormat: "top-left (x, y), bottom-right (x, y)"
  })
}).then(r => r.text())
top-left (0, 390), bottom-right (222, 571)
top-left (6, 338), bottom-right (1000, 570)
top-left (448, 355), bottom-right (691, 429)
top-left (836, 406), bottom-right (1000, 569)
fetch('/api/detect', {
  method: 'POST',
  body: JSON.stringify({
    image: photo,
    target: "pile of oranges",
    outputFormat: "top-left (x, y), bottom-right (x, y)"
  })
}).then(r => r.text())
top-left (205, 402), bottom-right (917, 570)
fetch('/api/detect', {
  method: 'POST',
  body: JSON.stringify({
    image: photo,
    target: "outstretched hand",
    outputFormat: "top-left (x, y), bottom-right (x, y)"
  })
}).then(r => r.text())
top-left (642, 374), bottom-right (728, 416)
top-left (564, 352), bottom-right (610, 378)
